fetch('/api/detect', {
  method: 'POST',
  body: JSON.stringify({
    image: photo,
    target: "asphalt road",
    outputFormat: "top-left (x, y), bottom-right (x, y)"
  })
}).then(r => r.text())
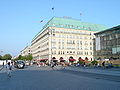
top-left (58, 69), bottom-right (120, 82)
top-left (0, 65), bottom-right (120, 90)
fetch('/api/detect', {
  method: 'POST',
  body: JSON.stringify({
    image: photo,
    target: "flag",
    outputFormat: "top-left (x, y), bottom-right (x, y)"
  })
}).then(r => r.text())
top-left (52, 7), bottom-right (54, 10)
top-left (40, 20), bottom-right (43, 23)
top-left (80, 13), bottom-right (82, 16)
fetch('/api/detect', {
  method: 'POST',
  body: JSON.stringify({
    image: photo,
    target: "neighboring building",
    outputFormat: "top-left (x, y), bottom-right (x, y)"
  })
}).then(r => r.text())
top-left (21, 46), bottom-right (32, 56)
top-left (94, 25), bottom-right (120, 60)
top-left (31, 17), bottom-right (107, 62)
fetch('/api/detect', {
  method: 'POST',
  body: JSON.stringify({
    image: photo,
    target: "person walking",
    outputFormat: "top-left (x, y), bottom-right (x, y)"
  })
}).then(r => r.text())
top-left (2, 62), bottom-right (4, 68)
top-left (61, 62), bottom-right (66, 69)
top-left (83, 62), bottom-right (86, 67)
top-left (50, 60), bottom-right (55, 70)
top-left (6, 62), bottom-right (12, 77)
top-left (102, 61), bottom-right (105, 69)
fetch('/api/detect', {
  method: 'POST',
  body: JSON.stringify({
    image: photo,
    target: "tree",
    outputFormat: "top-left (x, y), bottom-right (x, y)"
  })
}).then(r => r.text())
top-left (78, 60), bottom-right (84, 64)
top-left (17, 55), bottom-right (22, 60)
top-left (2, 54), bottom-right (12, 60)
top-left (21, 56), bottom-right (26, 60)
top-left (26, 54), bottom-right (33, 61)
top-left (14, 54), bottom-right (33, 61)
top-left (91, 60), bottom-right (98, 65)
top-left (26, 54), bottom-right (33, 65)
top-left (78, 57), bottom-right (84, 64)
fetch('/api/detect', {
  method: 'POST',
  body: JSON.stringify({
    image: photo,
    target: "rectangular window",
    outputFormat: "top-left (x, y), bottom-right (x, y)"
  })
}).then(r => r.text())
top-left (90, 52), bottom-right (92, 55)
top-left (90, 42), bottom-right (92, 45)
top-left (90, 47), bottom-right (92, 50)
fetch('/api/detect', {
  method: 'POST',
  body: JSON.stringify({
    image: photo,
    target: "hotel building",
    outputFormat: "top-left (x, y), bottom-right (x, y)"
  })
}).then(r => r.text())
top-left (21, 46), bottom-right (32, 56)
top-left (31, 17), bottom-right (107, 62)
top-left (95, 25), bottom-right (120, 60)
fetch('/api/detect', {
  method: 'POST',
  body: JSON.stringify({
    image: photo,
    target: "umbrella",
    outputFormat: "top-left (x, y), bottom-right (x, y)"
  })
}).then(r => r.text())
top-left (69, 59), bottom-right (76, 62)
top-left (52, 59), bottom-right (58, 62)
top-left (40, 59), bottom-right (48, 62)
top-left (79, 59), bottom-right (84, 62)
top-left (60, 59), bottom-right (65, 62)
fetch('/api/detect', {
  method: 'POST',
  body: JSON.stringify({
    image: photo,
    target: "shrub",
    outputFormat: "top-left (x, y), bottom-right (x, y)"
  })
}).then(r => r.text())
top-left (78, 60), bottom-right (84, 64)
top-left (91, 60), bottom-right (98, 65)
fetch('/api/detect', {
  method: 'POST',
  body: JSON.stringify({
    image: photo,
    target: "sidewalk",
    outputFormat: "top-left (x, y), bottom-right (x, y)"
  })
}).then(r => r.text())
top-left (0, 65), bottom-right (3, 70)
top-left (65, 66), bottom-right (120, 76)
top-left (0, 66), bottom-right (6, 73)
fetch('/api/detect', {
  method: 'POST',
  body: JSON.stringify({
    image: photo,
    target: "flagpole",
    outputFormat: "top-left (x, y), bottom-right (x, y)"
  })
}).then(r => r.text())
top-left (80, 12), bottom-right (82, 21)
top-left (52, 7), bottom-right (55, 17)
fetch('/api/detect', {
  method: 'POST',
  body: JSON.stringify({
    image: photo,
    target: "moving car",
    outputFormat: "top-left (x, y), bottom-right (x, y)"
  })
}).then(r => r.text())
top-left (14, 60), bottom-right (25, 69)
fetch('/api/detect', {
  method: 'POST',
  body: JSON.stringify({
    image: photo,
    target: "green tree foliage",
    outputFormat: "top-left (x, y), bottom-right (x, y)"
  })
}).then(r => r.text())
top-left (14, 55), bottom-right (22, 60)
top-left (21, 56), bottom-right (26, 60)
top-left (91, 60), bottom-right (98, 65)
top-left (14, 54), bottom-right (33, 61)
top-left (18, 55), bottom-right (22, 60)
top-left (26, 54), bottom-right (33, 61)
top-left (77, 60), bottom-right (84, 64)
top-left (2, 54), bottom-right (12, 60)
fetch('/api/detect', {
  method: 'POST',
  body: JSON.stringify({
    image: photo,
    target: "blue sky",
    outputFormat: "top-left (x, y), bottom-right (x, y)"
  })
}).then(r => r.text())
top-left (0, 0), bottom-right (120, 56)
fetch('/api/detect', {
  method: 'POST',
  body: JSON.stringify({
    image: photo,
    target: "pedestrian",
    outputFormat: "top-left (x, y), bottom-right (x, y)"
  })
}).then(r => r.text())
top-left (38, 63), bottom-right (41, 67)
top-left (6, 62), bottom-right (12, 77)
top-left (102, 61), bottom-right (105, 69)
top-left (61, 62), bottom-right (65, 69)
top-left (50, 60), bottom-right (55, 69)
top-left (110, 63), bottom-right (113, 68)
top-left (97, 63), bottom-right (100, 67)
top-left (62, 62), bottom-right (66, 69)
top-left (3, 62), bottom-right (4, 68)
top-left (83, 62), bottom-right (86, 67)
top-left (11, 61), bottom-right (14, 66)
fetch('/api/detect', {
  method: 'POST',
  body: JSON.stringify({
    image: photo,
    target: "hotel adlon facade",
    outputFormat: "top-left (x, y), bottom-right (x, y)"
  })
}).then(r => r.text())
top-left (31, 17), bottom-right (107, 62)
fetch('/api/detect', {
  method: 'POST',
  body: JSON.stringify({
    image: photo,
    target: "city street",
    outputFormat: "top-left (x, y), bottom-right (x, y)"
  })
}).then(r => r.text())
top-left (0, 65), bottom-right (120, 90)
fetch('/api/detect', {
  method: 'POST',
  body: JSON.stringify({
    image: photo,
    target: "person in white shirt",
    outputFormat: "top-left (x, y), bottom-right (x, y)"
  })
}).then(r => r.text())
top-left (6, 62), bottom-right (12, 77)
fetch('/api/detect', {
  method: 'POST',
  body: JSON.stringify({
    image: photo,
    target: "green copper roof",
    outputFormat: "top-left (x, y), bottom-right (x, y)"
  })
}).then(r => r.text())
top-left (45, 17), bottom-right (107, 31)
top-left (32, 17), bottom-right (107, 41)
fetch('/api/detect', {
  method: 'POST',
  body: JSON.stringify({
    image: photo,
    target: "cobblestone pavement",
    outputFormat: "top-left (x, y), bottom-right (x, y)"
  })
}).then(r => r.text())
top-left (0, 65), bottom-right (120, 90)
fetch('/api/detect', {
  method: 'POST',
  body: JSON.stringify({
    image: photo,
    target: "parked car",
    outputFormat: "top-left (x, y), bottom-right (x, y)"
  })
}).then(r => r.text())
top-left (14, 60), bottom-right (25, 69)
